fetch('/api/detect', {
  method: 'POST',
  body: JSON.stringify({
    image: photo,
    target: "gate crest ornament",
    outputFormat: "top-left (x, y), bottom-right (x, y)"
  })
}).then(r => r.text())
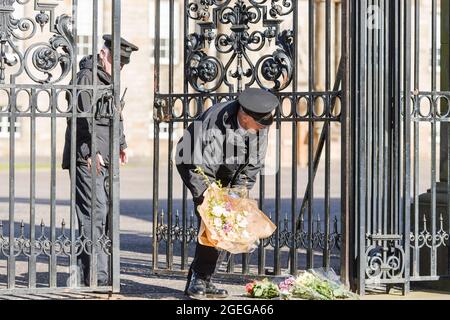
top-left (0, 0), bottom-right (72, 84)
top-left (186, 0), bottom-right (294, 93)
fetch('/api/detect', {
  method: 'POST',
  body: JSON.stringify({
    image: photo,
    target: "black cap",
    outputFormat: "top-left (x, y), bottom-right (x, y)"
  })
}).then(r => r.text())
top-left (238, 88), bottom-right (279, 126)
top-left (103, 35), bottom-right (139, 65)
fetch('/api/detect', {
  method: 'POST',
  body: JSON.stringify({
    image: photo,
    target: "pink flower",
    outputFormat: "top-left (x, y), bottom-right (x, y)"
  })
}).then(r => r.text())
top-left (279, 277), bottom-right (296, 291)
top-left (223, 222), bottom-right (233, 234)
top-left (225, 202), bottom-right (233, 211)
top-left (245, 282), bottom-right (256, 294)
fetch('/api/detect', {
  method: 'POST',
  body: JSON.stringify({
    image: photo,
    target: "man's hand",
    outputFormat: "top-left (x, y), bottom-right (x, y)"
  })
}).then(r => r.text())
top-left (120, 148), bottom-right (128, 166)
top-left (87, 154), bottom-right (105, 175)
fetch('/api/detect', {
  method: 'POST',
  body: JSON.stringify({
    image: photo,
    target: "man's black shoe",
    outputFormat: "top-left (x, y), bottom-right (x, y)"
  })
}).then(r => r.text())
top-left (205, 281), bottom-right (228, 299)
top-left (185, 272), bottom-right (207, 299)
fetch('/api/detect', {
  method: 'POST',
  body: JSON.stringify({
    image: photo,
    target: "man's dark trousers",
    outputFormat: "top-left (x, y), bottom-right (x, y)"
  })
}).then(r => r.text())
top-left (73, 164), bottom-right (109, 285)
top-left (189, 204), bottom-right (220, 280)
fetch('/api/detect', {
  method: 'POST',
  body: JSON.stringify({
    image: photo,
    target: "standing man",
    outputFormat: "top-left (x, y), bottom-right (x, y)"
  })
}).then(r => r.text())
top-left (176, 88), bottom-right (279, 299)
top-left (62, 35), bottom-right (138, 286)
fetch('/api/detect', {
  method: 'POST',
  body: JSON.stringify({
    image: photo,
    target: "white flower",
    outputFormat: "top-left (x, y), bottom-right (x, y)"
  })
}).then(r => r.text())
top-left (238, 218), bottom-right (249, 228)
top-left (222, 210), bottom-right (231, 217)
top-left (214, 218), bottom-right (223, 227)
top-left (242, 230), bottom-right (250, 239)
top-left (212, 205), bottom-right (225, 217)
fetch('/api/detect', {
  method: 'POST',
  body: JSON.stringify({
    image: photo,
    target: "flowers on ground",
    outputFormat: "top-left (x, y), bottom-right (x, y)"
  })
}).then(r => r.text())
top-left (245, 269), bottom-right (358, 300)
top-left (245, 279), bottom-right (280, 299)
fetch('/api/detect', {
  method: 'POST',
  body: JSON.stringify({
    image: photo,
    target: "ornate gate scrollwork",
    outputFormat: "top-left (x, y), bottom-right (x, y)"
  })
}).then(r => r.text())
top-left (186, 0), bottom-right (294, 93)
top-left (365, 234), bottom-right (405, 283)
top-left (0, 0), bottom-right (74, 84)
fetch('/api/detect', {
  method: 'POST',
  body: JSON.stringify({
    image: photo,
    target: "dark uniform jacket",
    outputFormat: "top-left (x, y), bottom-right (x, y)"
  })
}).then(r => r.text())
top-left (176, 100), bottom-right (268, 204)
top-left (62, 55), bottom-right (127, 170)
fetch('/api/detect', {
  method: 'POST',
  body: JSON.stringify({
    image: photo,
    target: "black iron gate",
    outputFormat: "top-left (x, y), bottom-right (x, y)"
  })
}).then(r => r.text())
top-left (152, 0), bottom-right (351, 283)
top-left (0, 0), bottom-right (122, 294)
top-left (353, 0), bottom-right (450, 295)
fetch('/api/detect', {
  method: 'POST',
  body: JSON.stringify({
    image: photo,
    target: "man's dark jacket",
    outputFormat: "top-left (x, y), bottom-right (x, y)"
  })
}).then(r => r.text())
top-left (176, 100), bottom-right (268, 204)
top-left (62, 55), bottom-right (127, 170)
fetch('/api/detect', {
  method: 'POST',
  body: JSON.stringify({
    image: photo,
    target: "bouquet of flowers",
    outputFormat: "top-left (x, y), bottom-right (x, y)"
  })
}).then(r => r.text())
top-left (195, 167), bottom-right (276, 254)
top-left (244, 269), bottom-right (357, 300)
top-left (245, 279), bottom-right (280, 299)
top-left (279, 269), bottom-right (358, 300)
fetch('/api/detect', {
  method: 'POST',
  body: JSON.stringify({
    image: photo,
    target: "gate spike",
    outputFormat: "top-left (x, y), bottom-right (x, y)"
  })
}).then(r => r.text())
top-left (189, 210), bottom-right (194, 228)
top-left (333, 216), bottom-right (338, 233)
top-left (80, 223), bottom-right (85, 237)
top-left (40, 219), bottom-right (46, 237)
top-left (175, 210), bottom-right (180, 226)
top-left (61, 219), bottom-right (66, 234)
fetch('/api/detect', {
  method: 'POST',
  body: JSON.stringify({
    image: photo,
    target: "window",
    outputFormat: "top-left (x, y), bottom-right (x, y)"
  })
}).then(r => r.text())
top-left (76, 0), bottom-right (104, 60)
top-left (77, 35), bottom-right (93, 57)
top-left (149, 0), bottom-right (180, 64)
top-left (0, 117), bottom-right (20, 139)
top-left (429, 48), bottom-right (441, 71)
top-left (149, 122), bottom-right (182, 141)
top-left (428, 10), bottom-right (441, 71)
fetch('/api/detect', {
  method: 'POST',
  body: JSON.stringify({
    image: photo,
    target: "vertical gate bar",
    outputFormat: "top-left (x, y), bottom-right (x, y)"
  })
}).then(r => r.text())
top-left (375, 0), bottom-right (381, 239)
top-left (111, 0), bottom-right (122, 293)
top-left (412, 0), bottom-right (420, 277)
top-left (387, 0), bottom-right (394, 238)
top-left (323, 0), bottom-right (331, 269)
top-left (274, 101), bottom-right (281, 276)
top-left (181, 0), bottom-right (189, 272)
top-left (258, 173), bottom-right (266, 275)
top-left (70, 0), bottom-right (79, 288)
top-left (340, 0), bottom-right (351, 287)
top-left (166, 0), bottom-right (175, 271)
top-left (8, 78), bottom-right (16, 290)
top-left (431, 0), bottom-right (437, 277)
top-left (290, 0), bottom-right (298, 275)
top-left (358, 0), bottom-right (368, 296)
top-left (403, 0), bottom-right (412, 295)
top-left (384, 0), bottom-right (389, 238)
top-left (390, 0), bottom-right (396, 237)
top-left (152, 0), bottom-right (161, 271)
top-left (378, 0), bottom-right (384, 241)
top-left (350, 0), bottom-right (358, 289)
top-left (367, 0), bottom-right (373, 243)
top-left (441, 0), bottom-right (450, 279)
top-left (89, 0), bottom-right (99, 288)
top-left (50, 88), bottom-right (57, 288)
top-left (290, 98), bottom-right (297, 274)
top-left (397, 0), bottom-right (402, 237)
top-left (152, 126), bottom-right (160, 271)
top-left (29, 88), bottom-right (36, 288)
top-left (366, 0), bottom-right (377, 242)
top-left (307, 0), bottom-right (315, 270)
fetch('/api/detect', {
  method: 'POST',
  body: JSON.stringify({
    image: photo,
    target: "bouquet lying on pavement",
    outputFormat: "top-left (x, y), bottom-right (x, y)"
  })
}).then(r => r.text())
top-left (246, 269), bottom-right (358, 300)
top-left (245, 279), bottom-right (280, 299)
top-left (195, 167), bottom-right (276, 254)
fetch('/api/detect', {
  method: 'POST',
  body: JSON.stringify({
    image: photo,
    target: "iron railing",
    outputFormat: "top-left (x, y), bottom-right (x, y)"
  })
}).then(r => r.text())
top-left (0, 0), bottom-right (122, 294)
top-left (152, 0), bottom-right (350, 281)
